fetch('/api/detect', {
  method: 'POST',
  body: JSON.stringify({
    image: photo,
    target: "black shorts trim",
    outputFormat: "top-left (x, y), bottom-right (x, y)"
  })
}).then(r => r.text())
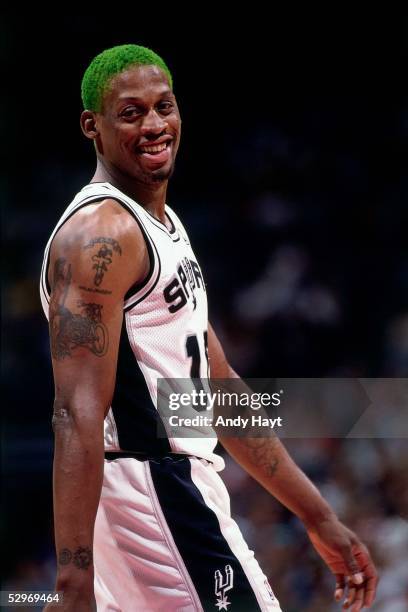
top-left (149, 458), bottom-right (261, 611)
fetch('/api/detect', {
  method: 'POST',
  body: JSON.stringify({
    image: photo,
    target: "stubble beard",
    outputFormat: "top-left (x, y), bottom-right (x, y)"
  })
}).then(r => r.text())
top-left (143, 162), bottom-right (175, 184)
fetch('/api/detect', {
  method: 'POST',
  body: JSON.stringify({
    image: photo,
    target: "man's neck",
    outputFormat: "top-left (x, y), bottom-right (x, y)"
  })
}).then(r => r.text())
top-left (91, 161), bottom-right (168, 223)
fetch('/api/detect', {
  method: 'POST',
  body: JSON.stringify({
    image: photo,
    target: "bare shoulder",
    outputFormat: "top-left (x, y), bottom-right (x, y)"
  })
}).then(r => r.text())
top-left (49, 198), bottom-right (148, 295)
top-left (53, 198), bottom-right (144, 251)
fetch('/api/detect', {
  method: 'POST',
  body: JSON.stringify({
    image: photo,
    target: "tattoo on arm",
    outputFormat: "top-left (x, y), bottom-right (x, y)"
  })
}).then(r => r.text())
top-left (58, 548), bottom-right (72, 565)
top-left (58, 547), bottom-right (92, 570)
top-left (49, 258), bottom-right (109, 360)
top-left (242, 437), bottom-right (280, 477)
top-left (83, 237), bottom-right (122, 287)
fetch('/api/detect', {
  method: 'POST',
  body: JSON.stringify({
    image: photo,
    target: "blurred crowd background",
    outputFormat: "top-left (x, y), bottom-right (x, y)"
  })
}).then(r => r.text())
top-left (3, 11), bottom-right (408, 611)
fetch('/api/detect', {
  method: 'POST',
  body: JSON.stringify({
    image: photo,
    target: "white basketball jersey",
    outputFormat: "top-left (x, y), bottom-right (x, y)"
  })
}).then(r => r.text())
top-left (40, 182), bottom-right (223, 470)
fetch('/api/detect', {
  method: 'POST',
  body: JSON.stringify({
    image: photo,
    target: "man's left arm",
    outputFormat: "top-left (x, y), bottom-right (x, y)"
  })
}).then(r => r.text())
top-left (207, 323), bottom-right (378, 611)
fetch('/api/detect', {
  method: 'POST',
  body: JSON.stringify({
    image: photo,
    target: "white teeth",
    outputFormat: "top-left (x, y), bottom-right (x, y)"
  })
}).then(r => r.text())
top-left (139, 143), bottom-right (168, 154)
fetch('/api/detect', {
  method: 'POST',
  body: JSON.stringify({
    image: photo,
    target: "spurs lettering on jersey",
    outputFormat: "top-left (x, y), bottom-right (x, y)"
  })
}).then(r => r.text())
top-left (163, 256), bottom-right (205, 313)
top-left (40, 182), bottom-right (224, 469)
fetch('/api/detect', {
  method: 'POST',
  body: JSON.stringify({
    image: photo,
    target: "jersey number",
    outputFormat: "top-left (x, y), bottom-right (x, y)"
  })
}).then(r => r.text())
top-left (185, 332), bottom-right (209, 411)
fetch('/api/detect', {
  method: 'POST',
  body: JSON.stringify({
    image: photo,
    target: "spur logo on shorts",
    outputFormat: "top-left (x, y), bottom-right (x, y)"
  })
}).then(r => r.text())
top-left (214, 564), bottom-right (234, 610)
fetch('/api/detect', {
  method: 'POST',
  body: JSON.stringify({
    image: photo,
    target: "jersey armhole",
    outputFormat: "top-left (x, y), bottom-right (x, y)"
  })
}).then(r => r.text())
top-left (123, 213), bottom-right (155, 301)
top-left (42, 195), bottom-right (161, 311)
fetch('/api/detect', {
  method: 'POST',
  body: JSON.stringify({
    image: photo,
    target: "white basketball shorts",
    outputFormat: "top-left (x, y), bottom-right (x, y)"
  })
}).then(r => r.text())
top-left (94, 455), bottom-right (282, 611)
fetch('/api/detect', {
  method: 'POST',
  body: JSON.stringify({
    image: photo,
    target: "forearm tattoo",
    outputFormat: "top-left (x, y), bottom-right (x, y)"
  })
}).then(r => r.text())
top-left (242, 437), bottom-right (280, 477)
top-left (58, 547), bottom-right (92, 570)
top-left (49, 258), bottom-right (108, 360)
top-left (83, 236), bottom-right (122, 287)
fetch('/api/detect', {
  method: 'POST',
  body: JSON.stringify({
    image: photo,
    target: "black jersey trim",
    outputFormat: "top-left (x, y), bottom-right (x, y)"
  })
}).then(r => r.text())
top-left (123, 216), bottom-right (155, 300)
top-left (164, 208), bottom-right (181, 242)
top-left (165, 211), bottom-right (177, 234)
top-left (110, 318), bottom-right (172, 454)
top-left (142, 207), bottom-right (181, 242)
top-left (41, 192), bottom-right (161, 310)
top-left (92, 196), bottom-right (161, 308)
top-left (40, 249), bottom-right (49, 305)
top-left (41, 193), bottom-right (114, 303)
top-left (86, 182), bottom-right (181, 241)
top-left (123, 238), bottom-right (161, 311)
top-left (143, 208), bottom-right (176, 234)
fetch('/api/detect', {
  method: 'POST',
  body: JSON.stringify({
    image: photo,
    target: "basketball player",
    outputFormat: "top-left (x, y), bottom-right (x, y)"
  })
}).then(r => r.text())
top-left (40, 45), bottom-right (378, 611)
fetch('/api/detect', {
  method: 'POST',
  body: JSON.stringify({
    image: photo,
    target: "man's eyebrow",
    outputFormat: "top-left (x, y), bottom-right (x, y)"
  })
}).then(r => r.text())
top-left (159, 90), bottom-right (174, 98)
top-left (117, 91), bottom-right (175, 103)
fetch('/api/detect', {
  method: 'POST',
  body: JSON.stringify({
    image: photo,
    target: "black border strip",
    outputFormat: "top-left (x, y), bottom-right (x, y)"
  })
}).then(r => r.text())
top-left (123, 237), bottom-right (161, 311)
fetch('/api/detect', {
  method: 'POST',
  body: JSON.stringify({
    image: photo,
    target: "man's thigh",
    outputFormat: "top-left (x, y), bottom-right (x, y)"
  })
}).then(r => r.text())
top-left (94, 456), bottom-right (281, 612)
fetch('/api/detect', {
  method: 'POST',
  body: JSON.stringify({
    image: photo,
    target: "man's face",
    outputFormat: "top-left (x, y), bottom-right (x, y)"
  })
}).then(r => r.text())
top-left (95, 65), bottom-right (181, 184)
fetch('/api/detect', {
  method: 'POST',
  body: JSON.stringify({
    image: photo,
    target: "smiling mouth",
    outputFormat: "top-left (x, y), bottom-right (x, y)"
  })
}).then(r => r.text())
top-left (136, 140), bottom-right (172, 167)
top-left (138, 141), bottom-right (170, 155)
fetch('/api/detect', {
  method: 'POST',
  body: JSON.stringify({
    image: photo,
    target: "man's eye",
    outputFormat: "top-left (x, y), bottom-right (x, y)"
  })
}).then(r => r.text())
top-left (121, 107), bottom-right (141, 119)
top-left (158, 102), bottom-right (174, 114)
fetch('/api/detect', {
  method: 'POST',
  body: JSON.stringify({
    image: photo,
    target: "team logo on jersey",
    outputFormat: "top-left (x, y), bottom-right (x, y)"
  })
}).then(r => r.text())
top-left (163, 257), bottom-right (205, 313)
top-left (214, 564), bottom-right (233, 610)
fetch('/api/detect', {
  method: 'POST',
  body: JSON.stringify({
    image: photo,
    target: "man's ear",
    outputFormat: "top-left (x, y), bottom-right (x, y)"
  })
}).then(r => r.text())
top-left (80, 110), bottom-right (99, 140)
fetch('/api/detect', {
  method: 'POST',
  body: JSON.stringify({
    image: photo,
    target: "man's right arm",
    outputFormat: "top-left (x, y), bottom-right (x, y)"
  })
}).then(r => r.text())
top-left (208, 324), bottom-right (378, 610)
top-left (45, 199), bottom-right (148, 610)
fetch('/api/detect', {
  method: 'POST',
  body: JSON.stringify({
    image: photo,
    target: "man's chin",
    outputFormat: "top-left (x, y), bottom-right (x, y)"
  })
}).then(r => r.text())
top-left (151, 168), bottom-right (173, 182)
top-left (127, 160), bottom-right (175, 185)
top-left (146, 163), bottom-right (175, 183)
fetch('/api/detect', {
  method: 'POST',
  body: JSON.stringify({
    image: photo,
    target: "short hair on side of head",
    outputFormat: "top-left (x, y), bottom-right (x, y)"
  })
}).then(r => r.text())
top-left (81, 44), bottom-right (173, 111)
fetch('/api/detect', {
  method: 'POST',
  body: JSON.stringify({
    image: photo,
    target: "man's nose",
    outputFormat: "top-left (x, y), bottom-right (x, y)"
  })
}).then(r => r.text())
top-left (140, 109), bottom-right (167, 135)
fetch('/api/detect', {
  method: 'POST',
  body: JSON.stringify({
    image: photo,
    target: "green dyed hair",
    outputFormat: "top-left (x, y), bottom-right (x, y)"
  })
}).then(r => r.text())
top-left (81, 44), bottom-right (173, 112)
